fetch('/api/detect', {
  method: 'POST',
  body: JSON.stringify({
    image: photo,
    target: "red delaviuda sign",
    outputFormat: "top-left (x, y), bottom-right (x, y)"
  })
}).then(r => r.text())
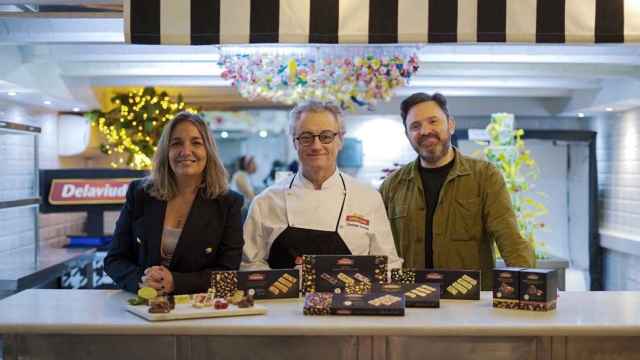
top-left (48, 179), bottom-right (135, 205)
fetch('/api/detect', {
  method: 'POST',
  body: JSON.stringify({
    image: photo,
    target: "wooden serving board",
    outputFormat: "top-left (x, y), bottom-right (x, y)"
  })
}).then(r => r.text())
top-left (126, 303), bottom-right (267, 321)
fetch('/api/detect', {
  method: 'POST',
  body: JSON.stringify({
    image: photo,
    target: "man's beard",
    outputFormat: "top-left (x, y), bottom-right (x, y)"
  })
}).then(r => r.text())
top-left (413, 134), bottom-right (452, 165)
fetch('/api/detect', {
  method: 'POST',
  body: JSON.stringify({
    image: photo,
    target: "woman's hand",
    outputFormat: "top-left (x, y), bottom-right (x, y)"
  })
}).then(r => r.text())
top-left (141, 266), bottom-right (175, 295)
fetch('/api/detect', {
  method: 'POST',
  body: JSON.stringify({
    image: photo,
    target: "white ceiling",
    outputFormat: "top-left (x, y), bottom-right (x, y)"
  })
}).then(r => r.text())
top-left (1, 2), bottom-right (640, 117)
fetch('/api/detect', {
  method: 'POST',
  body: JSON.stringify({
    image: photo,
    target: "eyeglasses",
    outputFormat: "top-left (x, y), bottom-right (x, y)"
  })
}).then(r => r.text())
top-left (295, 131), bottom-right (340, 146)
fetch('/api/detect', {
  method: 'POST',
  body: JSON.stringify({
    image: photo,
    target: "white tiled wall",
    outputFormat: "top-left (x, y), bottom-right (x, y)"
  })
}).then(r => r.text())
top-left (588, 108), bottom-right (640, 290)
top-left (0, 103), bottom-right (83, 257)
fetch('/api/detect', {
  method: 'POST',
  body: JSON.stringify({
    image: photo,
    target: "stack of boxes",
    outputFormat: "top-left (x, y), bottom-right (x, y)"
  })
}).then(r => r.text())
top-left (493, 268), bottom-right (558, 311)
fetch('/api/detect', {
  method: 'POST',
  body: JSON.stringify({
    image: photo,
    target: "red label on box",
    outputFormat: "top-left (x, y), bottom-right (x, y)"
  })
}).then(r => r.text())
top-left (248, 273), bottom-right (266, 281)
top-left (49, 178), bottom-right (135, 205)
top-left (336, 258), bottom-right (354, 266)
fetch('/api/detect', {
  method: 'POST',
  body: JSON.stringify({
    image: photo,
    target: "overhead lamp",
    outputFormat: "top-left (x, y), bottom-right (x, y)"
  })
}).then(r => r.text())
top-left (577, 113), bottom-right (585, 118)
top-left (259, 130), bottom-right (268, 138)
top-left (7, 91), bottom-right (16, 96)
top-left (605, 107), bottom-right (613, 112)
top-left (220, 131), bottom-right (229, 139)
top-left (43, 100), bottom-right (52, 105)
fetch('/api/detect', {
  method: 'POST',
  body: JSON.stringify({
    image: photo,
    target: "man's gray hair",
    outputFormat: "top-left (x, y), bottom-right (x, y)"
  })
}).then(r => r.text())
top-left (288, 101), bottom-right (345, 137)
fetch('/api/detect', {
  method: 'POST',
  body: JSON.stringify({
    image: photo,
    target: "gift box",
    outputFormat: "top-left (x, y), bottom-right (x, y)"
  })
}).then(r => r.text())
top-left (302, 255), bottom-right (387, 294)
top-left (391, 269), bottom-right (480, 300)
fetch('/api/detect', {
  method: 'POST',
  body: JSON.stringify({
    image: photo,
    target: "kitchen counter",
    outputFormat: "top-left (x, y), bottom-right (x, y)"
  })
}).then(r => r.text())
top-left (1, 290), bottom-right (639, 360)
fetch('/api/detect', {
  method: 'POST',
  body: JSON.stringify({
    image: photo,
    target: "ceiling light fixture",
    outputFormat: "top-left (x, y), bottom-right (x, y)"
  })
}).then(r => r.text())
top-left (8, 91), bottom-right (16, 96)
top-left (259, 130), bottom-right (268, 138)
top-left (43, 100), bottom-right (52, 105)
top-left (577, 113), bottom-right (585, 118)
top-left (605, 107), bottom-right (613, 112)
top-left (220, 131), bottom-right (229, 139)
top-left (72, 107), bottom-right (80, 112)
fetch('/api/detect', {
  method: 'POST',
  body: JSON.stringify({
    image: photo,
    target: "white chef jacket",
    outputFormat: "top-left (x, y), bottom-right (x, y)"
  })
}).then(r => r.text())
top-left (241, 170), bottom-right (403, 270)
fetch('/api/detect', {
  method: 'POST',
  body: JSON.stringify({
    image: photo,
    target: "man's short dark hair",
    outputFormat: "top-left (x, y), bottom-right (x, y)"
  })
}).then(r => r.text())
top-left (400, 92), bottom-right (450, 129)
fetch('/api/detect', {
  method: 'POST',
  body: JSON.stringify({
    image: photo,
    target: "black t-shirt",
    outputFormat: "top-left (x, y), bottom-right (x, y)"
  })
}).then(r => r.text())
top-left (418, 154), bottom-right (455, 268)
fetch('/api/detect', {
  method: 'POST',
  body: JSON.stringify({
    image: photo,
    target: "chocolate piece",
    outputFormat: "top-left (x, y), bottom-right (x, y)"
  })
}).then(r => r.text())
top-left (453, 282), bottom-right (469, 294)
top-left (282, 273), bottom-right (297, 283)
top-left (456, 278), bottom-right (473, 290)
top-left (368, 294), bottom-right (401, 306)
top-left (345, 281), bottom-right (371, 295)
top-left (320, 273), bottom-right (339, 285)
top-left (418, 285), bottom-right (436, 292)
top-left (268, 285), bottom-right (280, 295)
top-left (237, 294), bottom-right (254, 308)
top-left (391, 269), bottom-right (416, 284)
top-left (272, 281), bottom-right (288, 293)
top-left (148, 297), bottom-right (171, 313)
top-left (192, 292), bottom-right (214, 308)
top-left (446, 285), bottom-right (459, 296)
top-left (212, 271), bottom-right (238, 299)
top-left (461, 274), bottom-right (478, 286)
top-left (354, 273), bottom-right (371, 284)
top-left (337, 273), bottom-right (355, 286)
top-left (303, 293), bottom-right (333, 315)
top-left (411, 289), bottom-right (428, 297)
top-left (278, 277), bottom-right (294, 288)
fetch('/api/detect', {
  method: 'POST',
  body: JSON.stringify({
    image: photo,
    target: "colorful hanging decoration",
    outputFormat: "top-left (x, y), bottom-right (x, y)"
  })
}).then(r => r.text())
top-left (219, 51), bottom-right (419, 111)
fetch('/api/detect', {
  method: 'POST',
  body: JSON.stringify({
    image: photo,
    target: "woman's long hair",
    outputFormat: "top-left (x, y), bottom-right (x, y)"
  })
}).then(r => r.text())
top-left (146, 112), bottom-right (229, 200)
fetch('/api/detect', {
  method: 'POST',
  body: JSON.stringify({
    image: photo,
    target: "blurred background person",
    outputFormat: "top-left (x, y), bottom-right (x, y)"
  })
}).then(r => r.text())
top-left (262, 159), bottom-right (286, 187)
top-left (231, 155), bottom-right (257, 206)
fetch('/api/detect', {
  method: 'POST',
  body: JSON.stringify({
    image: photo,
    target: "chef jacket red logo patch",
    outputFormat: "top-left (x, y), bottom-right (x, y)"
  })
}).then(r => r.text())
top-left (345, 214), bottom-right (370, 229)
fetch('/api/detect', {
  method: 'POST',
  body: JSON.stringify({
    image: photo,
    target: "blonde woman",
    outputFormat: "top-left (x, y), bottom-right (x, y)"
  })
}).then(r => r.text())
top-left (230, 155), bottom-right (257, 206)
top-left (105, 112), bottom-right (244, 295)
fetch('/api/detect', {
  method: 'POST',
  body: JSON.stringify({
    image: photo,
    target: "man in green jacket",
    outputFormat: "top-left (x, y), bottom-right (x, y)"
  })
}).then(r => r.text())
top-left (380, 92), bottom-right (535, 290)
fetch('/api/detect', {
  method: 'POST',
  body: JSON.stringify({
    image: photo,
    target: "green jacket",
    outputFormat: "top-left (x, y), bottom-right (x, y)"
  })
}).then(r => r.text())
top-left (379, 148), bottom-right (535, 290)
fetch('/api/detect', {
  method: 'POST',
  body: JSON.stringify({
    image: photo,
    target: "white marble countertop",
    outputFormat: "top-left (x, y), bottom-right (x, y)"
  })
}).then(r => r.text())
top-left (1, 290), bottom-right (639, 336)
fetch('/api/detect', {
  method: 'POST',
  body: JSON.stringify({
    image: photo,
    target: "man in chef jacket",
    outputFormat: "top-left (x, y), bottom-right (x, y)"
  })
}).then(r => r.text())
top-left (241, 101), bottom-right (403, 270)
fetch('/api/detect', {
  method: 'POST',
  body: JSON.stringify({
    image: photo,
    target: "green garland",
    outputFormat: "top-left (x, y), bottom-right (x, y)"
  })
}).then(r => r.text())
top-left (484, 113), bottom-right (549, 259)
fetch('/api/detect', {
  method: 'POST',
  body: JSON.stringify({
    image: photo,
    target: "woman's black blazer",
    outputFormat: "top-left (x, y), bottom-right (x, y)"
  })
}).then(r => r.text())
top-left (105, 179), bottom-right (244, 294)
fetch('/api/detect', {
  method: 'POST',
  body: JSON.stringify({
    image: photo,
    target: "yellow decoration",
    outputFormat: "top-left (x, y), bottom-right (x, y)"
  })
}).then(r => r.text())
top-left (86, 87), bottom-right (199, 170)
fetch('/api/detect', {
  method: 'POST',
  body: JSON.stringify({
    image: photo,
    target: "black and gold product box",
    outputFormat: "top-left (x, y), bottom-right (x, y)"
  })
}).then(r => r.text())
top-left (210, 269), bottom-right (300, 300)
top-left (302, 255), bottom-right (388, 294)
top-left (303, 291), bottom-right (405, 316)
top-left (519, 269), bottom-right (558, 311)
top-left (375, 283), bottom-right (440, 308)
top-left (492, 267), bottom-right (524, 309)
top-left (391, 269), bottom-right (480, 300)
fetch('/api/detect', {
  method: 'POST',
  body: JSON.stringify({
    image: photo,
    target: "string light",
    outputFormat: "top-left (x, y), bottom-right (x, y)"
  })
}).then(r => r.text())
top-left (87, 87), bottom-right (199, 170)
